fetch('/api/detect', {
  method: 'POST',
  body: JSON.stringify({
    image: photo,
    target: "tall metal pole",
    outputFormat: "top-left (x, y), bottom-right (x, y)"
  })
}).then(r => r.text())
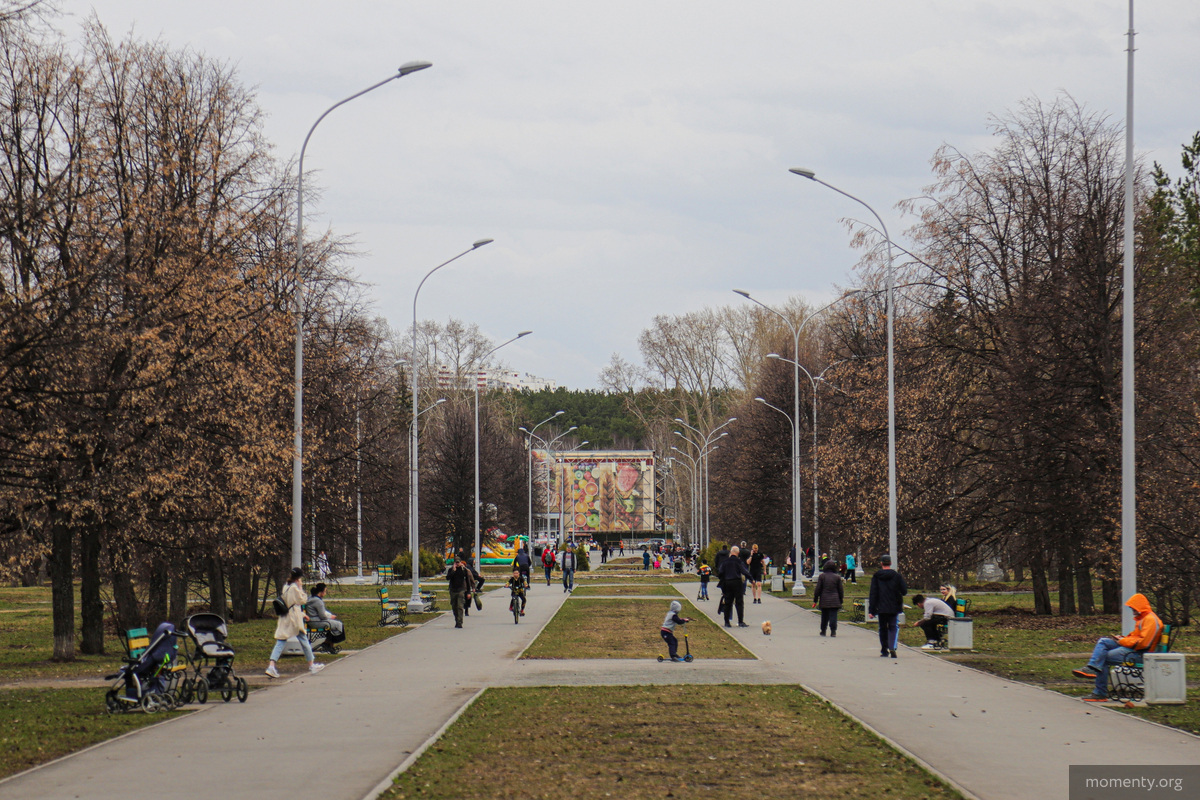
top-left (790, 170), bottom-right (897, 567)
top-left (291, 62), bottom-right (431, 570)
top-left (355, 400), bottom-right (364, 584)
top-left (1121, 0), bottom-right (1137, 630)
top-left (473, 332), bottom-right (532, 570)
top-left (409, 239), bottom-right (493, 613)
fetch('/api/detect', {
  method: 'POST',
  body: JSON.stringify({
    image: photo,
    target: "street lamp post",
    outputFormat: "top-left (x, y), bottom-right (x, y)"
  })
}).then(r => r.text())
top-left (521, 425), bottom-right (576, 545)
top-left (409, 239), bottom-right (493, 613)
top-left (473, 332), bottom-right (533, 569)
top-left (292, 61), bottom-right (431, 569)
top-left (673, 418), bottom-right (736, 548)
top-left (734, 289), bottom-right (863, 585)
top-left (789, 168), bottom-right (898, 567)
top-left (766, 355), bottom-right (854, 565)
top-left (669, 447), bottom-right (700, 547)
top-left (558, 442), bottom-right (588, 548)
top-left (520, 412), bottom-right (564, 547)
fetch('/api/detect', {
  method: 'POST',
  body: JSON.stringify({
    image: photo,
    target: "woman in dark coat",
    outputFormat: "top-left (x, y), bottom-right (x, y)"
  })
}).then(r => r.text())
top-left (813, 559), bottom-right (844, 637)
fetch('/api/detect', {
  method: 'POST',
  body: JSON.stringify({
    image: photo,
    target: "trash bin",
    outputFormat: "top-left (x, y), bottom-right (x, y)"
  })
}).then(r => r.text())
top-left (1144, 653), bottom-right (1187, 704)
top-left (948, 617), bottom-right (973, 651)
top-left (770, 575), bottom-right (784, 592)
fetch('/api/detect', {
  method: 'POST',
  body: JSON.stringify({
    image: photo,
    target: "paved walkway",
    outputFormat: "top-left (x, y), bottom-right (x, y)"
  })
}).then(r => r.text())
top-left (1, 581), bottom-right (1195, 800)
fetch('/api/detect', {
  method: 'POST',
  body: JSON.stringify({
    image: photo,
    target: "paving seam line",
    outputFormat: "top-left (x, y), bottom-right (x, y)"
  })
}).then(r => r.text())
top-left (0, 696), bottom-right (215, 790)
top-left (359, 687), bottom-right (487, 800)
top-left (514, 592), bottom-right (567, 660)
top-left (0, 606), bottom-right (453, 787)
top-left (797, 680), bottom-right (983, 800)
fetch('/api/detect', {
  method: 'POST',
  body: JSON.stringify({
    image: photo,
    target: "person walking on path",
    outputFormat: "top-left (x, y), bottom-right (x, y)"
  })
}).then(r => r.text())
top-left (868, 555), bottom-right (907, 658)
top-left (266, 567), bottom-right (323, 678)
top-left (447, 555), bottom-right (473, 628)
top-left (843, 552), bottom-right (857, 583)
top-left (718, 545), bottom-right (752, 628)
top-left (561, 547), bottom-right (576, 593)
top-left (813, 559), bottom-right (844, 637)
top-left (749, 544), bottom-right (765, 604)
top-left (642, 548), bottom-right (651, 570)
top-left (541, 546), bottom-right (556, 586)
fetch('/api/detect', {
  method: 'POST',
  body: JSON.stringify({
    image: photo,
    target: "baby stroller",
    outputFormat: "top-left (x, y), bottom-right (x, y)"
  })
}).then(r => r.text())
top-left (105, 622), bottom-right (188, 714)
top-left (180, 613), bottom-right (248, 704)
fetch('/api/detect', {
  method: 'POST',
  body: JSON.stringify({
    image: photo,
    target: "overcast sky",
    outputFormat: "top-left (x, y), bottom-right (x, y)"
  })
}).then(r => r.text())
top-left (59, 1), bottom-right (1200, 388)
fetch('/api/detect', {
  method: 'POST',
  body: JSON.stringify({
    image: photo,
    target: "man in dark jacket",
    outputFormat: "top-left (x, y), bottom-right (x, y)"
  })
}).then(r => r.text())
top-left (513, 546), bottom-right (532, 590)
top-left (718, 545), bottom-right (752, 628)
top-left (446, 555), bottom-right (473, 628)
top-left (868, 555), bottom-right (907, 657)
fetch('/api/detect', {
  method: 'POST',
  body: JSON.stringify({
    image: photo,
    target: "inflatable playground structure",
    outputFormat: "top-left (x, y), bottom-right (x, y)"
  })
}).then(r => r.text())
top-left (446, 532), bottom-right (529, 566)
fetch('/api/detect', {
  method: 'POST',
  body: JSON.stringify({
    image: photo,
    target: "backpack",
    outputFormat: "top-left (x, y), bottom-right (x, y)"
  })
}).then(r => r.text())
top-left (272, 596), bottom-right (288, 617)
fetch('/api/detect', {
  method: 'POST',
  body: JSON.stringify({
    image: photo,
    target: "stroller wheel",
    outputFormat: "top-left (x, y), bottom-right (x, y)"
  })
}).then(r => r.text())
top-left (236, 677), bottom-right (248, 703)
top-left (178, 679), bottom-right (193, 705)
top-left (139, 694), bottom-right (161, 714)
top-left (104, 689), bottom-right (122, 714)
top-left (195, 679), bottom-right (208, 704)
top-left (220, 685), bottom-right (233, 702)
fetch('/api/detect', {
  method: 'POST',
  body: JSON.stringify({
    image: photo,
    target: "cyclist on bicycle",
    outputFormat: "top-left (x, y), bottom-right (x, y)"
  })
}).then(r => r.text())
top-left (507, 569), bottom-right (527, 617)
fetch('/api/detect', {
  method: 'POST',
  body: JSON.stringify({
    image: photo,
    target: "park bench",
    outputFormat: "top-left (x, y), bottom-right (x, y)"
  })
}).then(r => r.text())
top-left (305, 621), bottom-right (341, 654)
top-left (955, 598), bottom-right (971, 617)
top-left (849, 600), bottom-right (865, 623)
top-left (1109, 624), bottom-right (1174, 702)
top-left (120, 627), bottom-right (151, 661)
top-left (377, 563), bottom-right (394, 585)
top-left (377, 586), bottom-right (407, 627)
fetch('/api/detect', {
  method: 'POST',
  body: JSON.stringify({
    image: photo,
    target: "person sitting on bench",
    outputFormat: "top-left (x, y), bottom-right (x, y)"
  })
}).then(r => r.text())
top-left (1073, 593), bottom-right (1163, 702)
top-left (911, 594), bottom-right (954, 649)
top-left (306, 583), bottom-right (346, 645)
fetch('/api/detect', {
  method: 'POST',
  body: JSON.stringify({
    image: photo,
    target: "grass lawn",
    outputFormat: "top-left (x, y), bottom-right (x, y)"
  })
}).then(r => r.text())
top-left (0, 586), bottom-right (438, 682)
top-left (0, 688), bottom-right (185, 780)
top-left (522, 597), bottom-right (753, 660)
top-left (383, 685), bottom-right (963, 800)
top-left (567, 584), bottom-right (680, 597)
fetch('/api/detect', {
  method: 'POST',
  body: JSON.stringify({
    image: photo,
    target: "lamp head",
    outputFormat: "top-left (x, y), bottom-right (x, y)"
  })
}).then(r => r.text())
top-left (434, 398), bottom-right (447, 406)
top-left (670, 445), bottom-right (681, 453)
top-left (674, 417), bottom-right (685, 423)
top-left (554, 410), bottom-right (565, 417)
top-left (518, 426), bottom-right (530, 434)
top-left (727, 417), bottom-right (737, 423)
top-left (398, 60), bottom-right (433, 76)
top-left (754, 397), bottom-right (767, 403)
top-left (567, 426), bottom-right (578, 432)
top-left (767, 353), bottom-right (782, 360)
top-left (789, 167), bottom-right (816, 180)
top-left (733, 289), bottom-right (751, 299)
top-left (517, 330), bottom-right (533, 338)
top-left (472, 238), bottom-right (494, 249)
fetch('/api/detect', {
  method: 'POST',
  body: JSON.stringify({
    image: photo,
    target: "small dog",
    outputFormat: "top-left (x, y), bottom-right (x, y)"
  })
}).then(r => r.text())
top-left (761, 620), bottom-right (772, 635)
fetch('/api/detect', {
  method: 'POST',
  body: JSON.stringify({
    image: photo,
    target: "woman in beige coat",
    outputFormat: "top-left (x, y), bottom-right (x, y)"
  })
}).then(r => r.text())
top-left (265, 567), bottom-right (323, 678)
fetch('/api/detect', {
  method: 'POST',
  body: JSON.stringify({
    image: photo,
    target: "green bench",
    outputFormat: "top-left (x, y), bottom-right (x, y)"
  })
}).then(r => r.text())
top-left (377, 563), bottom-right (394, 585)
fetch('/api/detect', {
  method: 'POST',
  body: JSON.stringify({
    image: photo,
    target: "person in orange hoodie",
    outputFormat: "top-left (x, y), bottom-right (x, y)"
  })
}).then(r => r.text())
top-left (1072, 593), bottom-right (1163, 701)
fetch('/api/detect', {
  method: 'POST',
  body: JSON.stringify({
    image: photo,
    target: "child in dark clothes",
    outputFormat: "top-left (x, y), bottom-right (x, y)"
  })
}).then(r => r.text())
top-left (660, 600), bottom-right (693, 662)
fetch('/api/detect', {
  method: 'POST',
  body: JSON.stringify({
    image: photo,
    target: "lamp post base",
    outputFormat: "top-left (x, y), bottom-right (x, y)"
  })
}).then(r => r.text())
top-left (354, 576), bottom-right (366, 585)
top-left (791, 582), bottom-right (807, 597)
top-left (406, 599), bottom-right (426, 614)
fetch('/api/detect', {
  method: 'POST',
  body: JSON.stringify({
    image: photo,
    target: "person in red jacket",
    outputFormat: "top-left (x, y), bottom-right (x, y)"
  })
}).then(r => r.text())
top-left (1072, 593), bottom-right (1163, 701)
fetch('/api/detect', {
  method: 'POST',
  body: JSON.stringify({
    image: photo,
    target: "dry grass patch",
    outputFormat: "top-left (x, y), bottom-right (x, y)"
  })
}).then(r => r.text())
top-left (522, 597), bottom-right (752, 659)
top-left (568, 584), bottom-right (680, 597)
top-left (383, 685), bottom-right (963, 800)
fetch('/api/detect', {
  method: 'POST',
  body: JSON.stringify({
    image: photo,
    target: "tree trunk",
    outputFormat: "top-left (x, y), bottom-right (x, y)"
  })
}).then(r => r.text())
top-left (208, 557), bottom-right (228, 620)
top-left (1075, 553), bottom-right (1095, 616)
top-left (1057, 542), bottom-right (1076, 615)
top-left (108, 541), bottom-right (143, 633)
top-left (1012, 560), bottom-right (1024, 582)
top-left (227, 563), bottom-right (251, 623)
top-left (79, 526), bottom-right (105, 655)
top-left (1030, 546), bottom-right (1052, 615)
top-left (145, 558), bottom-right (168, 627)
top-left (47, 516), bottom-right (76, 662)
top-left (1101, 579), bottom-right (1121, 614)
top-left (169, 572), bottom-right (189, 625)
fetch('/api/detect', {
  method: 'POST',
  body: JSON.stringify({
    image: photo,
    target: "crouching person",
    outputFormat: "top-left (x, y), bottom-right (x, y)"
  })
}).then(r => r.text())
top-left (910, 594), bottom-right (954, 649)
top-left (1072, 593), bottom-right (1163, 702)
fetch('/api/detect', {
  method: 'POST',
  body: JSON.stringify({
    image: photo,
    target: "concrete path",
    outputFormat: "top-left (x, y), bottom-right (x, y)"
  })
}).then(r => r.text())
top-left (3, 579), bottom-right (1196, 800)
top-left (0, 585), bottom-right (570, 800)
top-left (676, 587), bottom-right (1198, 800)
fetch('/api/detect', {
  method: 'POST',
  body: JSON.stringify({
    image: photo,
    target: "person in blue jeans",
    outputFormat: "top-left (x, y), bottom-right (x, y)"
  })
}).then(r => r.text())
top-left (561, 547), bottom-right (576, 593)
top-left (1073, 593), bottom-right (1163, 701)
top-left (867, 555), bottom-right (907, 658)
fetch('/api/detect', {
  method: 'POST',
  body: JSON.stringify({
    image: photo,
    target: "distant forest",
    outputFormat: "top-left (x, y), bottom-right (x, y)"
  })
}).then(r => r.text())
top-left (504, 389), bottom-right (649, 451)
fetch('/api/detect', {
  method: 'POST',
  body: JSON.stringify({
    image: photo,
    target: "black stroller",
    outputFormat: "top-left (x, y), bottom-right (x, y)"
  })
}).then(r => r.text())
top-left (180, 613), bottom-right (248, 703)
top-left (105, 622), bottom-right (188, 713)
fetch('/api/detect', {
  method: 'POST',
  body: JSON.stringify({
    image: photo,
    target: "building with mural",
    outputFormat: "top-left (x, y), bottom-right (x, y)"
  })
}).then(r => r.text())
top-left (532, 449), bottom-right (657, 544)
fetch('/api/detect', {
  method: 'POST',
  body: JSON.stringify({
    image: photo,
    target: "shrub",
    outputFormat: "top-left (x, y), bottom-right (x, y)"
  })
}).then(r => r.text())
top-left (392, 549), bottom-right (447, 581)
top-left (698, 541), bottom-right (729, 570)
top-left (574, 544), bottom-right (590, 572)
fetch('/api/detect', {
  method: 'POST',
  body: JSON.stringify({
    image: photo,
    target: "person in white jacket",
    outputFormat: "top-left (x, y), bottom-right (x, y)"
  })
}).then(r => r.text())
top-left (265, 567), bottom-right (324, 678)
